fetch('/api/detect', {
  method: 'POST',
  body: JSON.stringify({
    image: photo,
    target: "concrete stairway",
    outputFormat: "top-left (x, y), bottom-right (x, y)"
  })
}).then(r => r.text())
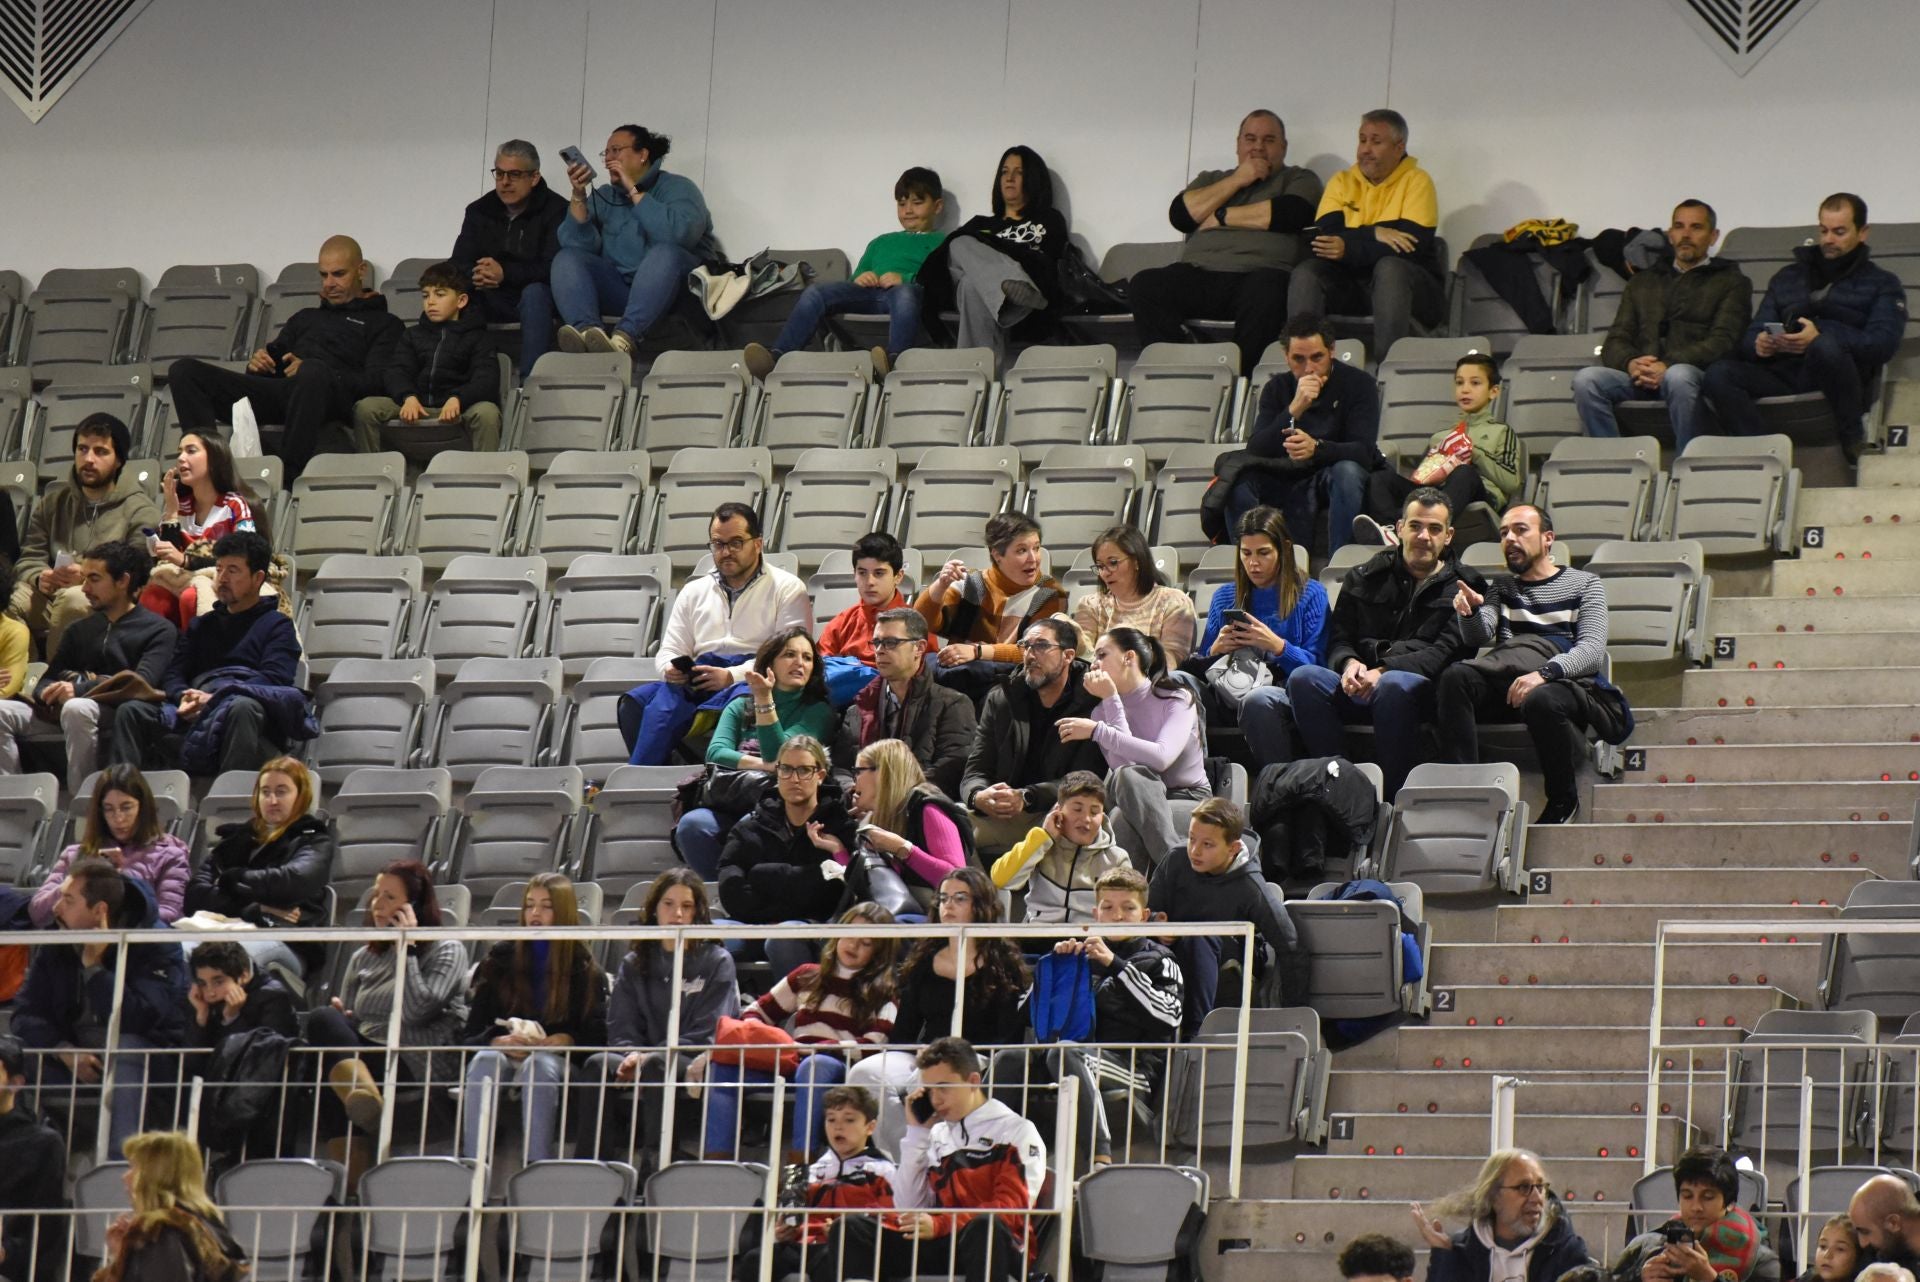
top-left (1205, 462), bottom-right (1920, 1279)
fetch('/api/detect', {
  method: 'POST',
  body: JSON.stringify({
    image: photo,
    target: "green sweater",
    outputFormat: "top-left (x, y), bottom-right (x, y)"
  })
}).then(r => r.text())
top-left (1424, 405), bottom-right (1523, 508)
top-left (705, 686), bottom-right (835, 768)
top-left (852, 230), bottom-right (942, 283)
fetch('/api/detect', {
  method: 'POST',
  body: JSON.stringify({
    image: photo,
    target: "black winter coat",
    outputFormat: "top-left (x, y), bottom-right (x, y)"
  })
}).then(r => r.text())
top-left (1249, 757), bottom-right (1380, 881)
top-left (0, 1103), bottom-right (67, 1277)
top-left (1742, 243), bottom-right (1906, 369)
top-left (959, 659), bottom-right (1108, 813)
top-left (451, 182), bottom-right (570, 292)
top-left (383, 310), bottom-right (500, 408)
top-left (1427, 1198), bottom-right (1590, 1282)
top-left (1324, 548), bottom-right (1481, 681)
top-left (717, 788), bottom-right (859, 925)
top-left (262, 292), bottom-right (404, 400)
top-left (187, 815), bottom-right (334, 972)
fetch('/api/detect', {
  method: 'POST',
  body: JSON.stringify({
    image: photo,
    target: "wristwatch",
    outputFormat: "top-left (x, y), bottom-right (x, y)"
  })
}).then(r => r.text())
top-left (1214, 205), bottom-right (1229, 226)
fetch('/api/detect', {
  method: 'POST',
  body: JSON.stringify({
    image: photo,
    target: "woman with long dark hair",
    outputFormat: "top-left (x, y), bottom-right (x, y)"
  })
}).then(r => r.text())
top-left (1071, 524), bottom-right (1198, 668)
top-left (30, 764), bottom-right (190, 925)
top-left (186, 756), bottom-right (332, 978)
top-left (1195, 505), bottom-right (1328, 755)
top-left (916, 144), bottom-right (1068, 358)
top-left (145, 431), bottom-right (261, 625)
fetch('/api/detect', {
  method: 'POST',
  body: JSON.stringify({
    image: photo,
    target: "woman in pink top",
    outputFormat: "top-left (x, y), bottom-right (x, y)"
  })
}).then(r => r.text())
top-left (144, 431), bottom-right (260, 627)
top-left (836, 738), bottom-right (974, 918)
top-left (30, 764), bottom-right (190, 925)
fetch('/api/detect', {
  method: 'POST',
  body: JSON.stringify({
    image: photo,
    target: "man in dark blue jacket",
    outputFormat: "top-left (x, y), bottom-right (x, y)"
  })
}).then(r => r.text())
top-left (108, 531), bottom-right (305, 774)
top-left (1705, 193), bottom-right (1907, 461)
top-left (13, 859), bottom-right (187, 1159)
top-left (452, 140), bottom-right (568, 375)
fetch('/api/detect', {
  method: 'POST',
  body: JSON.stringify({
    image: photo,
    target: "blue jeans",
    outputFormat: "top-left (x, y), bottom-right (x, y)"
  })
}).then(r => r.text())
top-left (1572, 362), bottom-right (1709, 448)
top-left (473, 282), bottom-right (557, 376)
top-left (462, 1048), bottom-right (567, 1163)
top-left (1238, 685), bottom-right (1298, 767)
top-left (714, 918), bottom-right (819, 978)
top-left (703, 1052), bottom-right (847, 1158)
top-left (676, 807), bottom-right (725, 879)
top-left (1227, 459), bottom-right (1368, 553)
top-left (35, 1033), bottom-right (158, 1159)
top-left (550, 244), bottom-right (699, 341)
top-left (1287, 663), bottom-right (1433, 797)
top-left (772, 280), bottom-right (924, 360)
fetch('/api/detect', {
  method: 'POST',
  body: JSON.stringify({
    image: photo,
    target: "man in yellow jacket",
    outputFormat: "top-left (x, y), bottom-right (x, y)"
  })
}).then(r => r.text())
top-left (1286, 109), bottom-right (1446, 359)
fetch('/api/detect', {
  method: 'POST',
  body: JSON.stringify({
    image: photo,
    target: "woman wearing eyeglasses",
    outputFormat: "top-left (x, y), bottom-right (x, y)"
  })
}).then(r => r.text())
top-left (714, 736), bottom-right (859, 976)
top-left (1411, 1148), bottom-right (1589, 1282)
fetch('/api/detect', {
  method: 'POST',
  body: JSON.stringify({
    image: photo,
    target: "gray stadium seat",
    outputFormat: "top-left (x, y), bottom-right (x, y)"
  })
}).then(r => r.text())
top-left (140, 264), bottom-right (258, 379)
top-left (183, 769), bottom-right (260, 867)
top-left (1145, 443), bottom-right (1225, 557)
top-left (329, 767), bottom-right (453, 900)
top-left (545, 553), bottom-right (669, 678)
top-left (400, 449), bottom-right (530, 572)
top-left (1577, 249), bottom-right (1629, 333)
top-left (0, 272), bottom-right (22, 364)
top-left (1786, 1165), bottom-right (1905, 1232)
top-left (308, 657), bottom-right (437, 785)
top-left (1375, 335), bottom-right (1493, 380)
top-left (1316, 543), bottom-right (1374, 589)
top-left (1533, 437), bottom-right (1666, 557)
top-left (1061, 240), bottom-right (1186, 347)
top-left (1660, 433), bottom-right (1799, 555)
top-left (426, 657), bottom-right (563, 783)
top-left (1820, 881), bottom-right (1920, 1027)
top-left (997, 344), bottom-right (1118, 461)
top-left (519, 449), bottom-right (650, 568)
top-left (1629, 1166), bottom-right (1767, 1239)
top-left (554, 658), bottom-right (658, 781)
top-left (1376, 368), bottom-right (1460, 459)
top-left (579, 764), bottom-right (691, 899)
top-left (479, 880), bottom-right (603, 927)
top-left (767, 446), bottom-right (896, 573)
top-left (643, 1161), bottom-right (768, 1282)
top-left (751, 349), bottom-right (872, 469)
top-left (0, 370), bottom-right (29, 463)
top-left (297, 554), bottom-right (421, 679)
top-left (1184, 542), bottom-right (1241, 602)
top-left (69, 1161), bottom-right (132, 1269)
top-left (69, 769), bottom-right (191, 847)
top-left (1060, 545), bottom-right (1179, 617)
top-left (898, 445), bottom-right (1021, 555)
top-left (1729, 1008), bottom-right (1877, 1163)
top-left (1450, 236), bottom-right (1558, 356)
top-left (504, 1159), bottom-right (639, 1282)
top-left (632, 349), bottom-right (755, 456)
top-left (1025, 444), bottom-right (1148, 552)
top-left (447, 764), bottom-right (582, 900)
top-left (30, 367), bottom-right (150, 483)
top-left (1503, 368), bottom-right (1585, 461)
top-left (1881, 1014), bottom-right (1920, 1156)
top-left (286, 452), bottom-right (407, 560)
top-left (1586, 539), bottom-right (1711, 663)
top-left (507, 351), bottom-right (632, 472)
top-left (0, 774), bottom-right (58, 885)
top-left (1379, 762), bottom-right (1528, 894)
top-left (643, 446), bottom-right (772, 574)
top-left (870, 346), bottom-right (997, 463)
top-left (416, 554), bottom-right (547, 678)
top-left (1119, 342), bottom-right (1239, 461)
top-left (1169, 1006), bottom-right (1330, 1147)
top-left (1076, 1164), bottom-right (1208, 1282)
top-left (357, 1157), bottom-right (477, 1282)
top-left (1292, 880), bottom-right (1428, 1021)
top-left (216, 1157), bottom-right (345, 1282)
top-left (23, 267), bottom-right (142, 383)
top-left (382, 256), bottom-right (440, 322)
top-left (1507, 333), bottom-right (1604, 377)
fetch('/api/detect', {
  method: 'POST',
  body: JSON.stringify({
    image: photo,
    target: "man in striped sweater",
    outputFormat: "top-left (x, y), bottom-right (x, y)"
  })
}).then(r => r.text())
top-left (1438, 504), bottom-right (1615, 826)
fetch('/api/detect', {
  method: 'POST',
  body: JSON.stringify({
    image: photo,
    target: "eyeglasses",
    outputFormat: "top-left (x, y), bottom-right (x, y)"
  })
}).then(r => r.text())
top-left (935, 892), bottom-right (974, 906)
top-left (1017, 640), bottom-right (1063, 654)
top-left (1503, 1182), bottom-right (1551, 1198)
top-left (603, 144), bottom-right (636, 158)
top-left (871, 636), bottom-right (915, 651)
top-left (852, 765), bottom-right (878, 776)
top-left (708, 538), bottom-right (754, 554)
top-left (491, 168), bottom-right (534, 181)
top-left (774, 764), bottom-right (821, 780)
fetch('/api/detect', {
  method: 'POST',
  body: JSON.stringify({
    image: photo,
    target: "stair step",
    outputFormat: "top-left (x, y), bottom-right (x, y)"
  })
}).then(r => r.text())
top-left (1710, 594), bottom-right (1920, 633)
top-left (1424, 984), bottom-right (1790, 1031)
top-left (1327, 1110), bottom-right (1692, 1160)
top-left (1623, 743), bottom-right (1920, 784)
top-left (1855, 454), bottom-right (1920, 487)
top-left (1590, 779), bottom-right (1919, 823)
top-left (1491, 902), bottom-right (1837, 945)
top-left (1334, 1024), bottom-right (1741, 1073)
top-left (1291, 1153), bottom-right (1644, 1203)
top-left (1426, 941), bottom-right (1823, 997)
top-left (1795, 487), bottom-right (1920, 528)
top-left (1787, 525), bottom-right (1920, 559)
top-left (1631, 704), bottom-right (1920, 747)
top-left (1773, 558), bottom-right (1920, 598)
top-left (1525, 820), bottom-right (1910, 872)
top-left (1541, 867), bottom-right (1874, 905)
top-left (1324, 1069), bottom-right (1728, 1121)
top-left (1682, 667), bottom-right (1920, 709)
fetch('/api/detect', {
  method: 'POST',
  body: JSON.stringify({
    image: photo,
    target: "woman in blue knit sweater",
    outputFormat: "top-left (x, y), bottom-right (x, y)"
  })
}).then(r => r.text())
top-left (1195, 506), bottom-right (1327, 730)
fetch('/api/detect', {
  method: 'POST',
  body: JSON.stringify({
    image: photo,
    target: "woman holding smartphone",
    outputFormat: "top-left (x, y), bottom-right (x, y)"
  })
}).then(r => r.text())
top-left (1194, 506), bottom-right (1327, 730)
top-left (143, 431), bottom-right (260, 626)
top-left (29, 764), bottom-right (190, 925)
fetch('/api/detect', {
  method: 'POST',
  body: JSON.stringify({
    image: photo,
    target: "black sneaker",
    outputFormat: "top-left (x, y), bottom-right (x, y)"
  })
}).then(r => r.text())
top-left (1535, 797), bottom-right (1580, 825)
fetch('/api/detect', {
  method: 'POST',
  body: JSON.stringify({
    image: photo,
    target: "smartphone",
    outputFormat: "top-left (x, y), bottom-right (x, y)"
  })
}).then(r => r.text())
top-left (669, 655), bottom-right (696, 674)
top-left (908, 1091), bottom-right (936, 1124)
top-left (1223, 609), bottom-right (1255, 626)
top-left (1662, 1225), bottom-right (1696, 1247)
top-left (558, 145), bottom-right (597, 184)
top-left (1764, 321), bottom-right (1786, 337)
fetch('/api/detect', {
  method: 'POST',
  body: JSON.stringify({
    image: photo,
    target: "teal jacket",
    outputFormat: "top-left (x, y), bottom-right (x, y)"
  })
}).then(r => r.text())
top-left (557, 166), bottom-right (718, 272)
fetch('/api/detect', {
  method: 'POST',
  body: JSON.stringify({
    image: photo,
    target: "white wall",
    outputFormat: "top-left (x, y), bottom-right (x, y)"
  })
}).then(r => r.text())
top-left (0, 0), bottom-right (1908, 287)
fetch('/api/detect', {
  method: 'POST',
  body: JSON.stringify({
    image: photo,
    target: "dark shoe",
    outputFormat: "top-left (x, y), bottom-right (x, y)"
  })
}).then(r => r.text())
top-left (556, 324), bottom-right (587, 354)
top-left (741, 342), bottom-right (775, 381)
top-left (1535, 797), bottom-right (1580, 825)
top-left (1841, 435), bottom-right (1864, 467)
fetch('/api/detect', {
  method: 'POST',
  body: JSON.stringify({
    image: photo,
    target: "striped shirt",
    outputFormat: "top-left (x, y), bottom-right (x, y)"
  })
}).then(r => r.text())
top-left (1463, 565), bottom-right (1609, 681)
top-left (746, 962), bottom-right (896, 1048)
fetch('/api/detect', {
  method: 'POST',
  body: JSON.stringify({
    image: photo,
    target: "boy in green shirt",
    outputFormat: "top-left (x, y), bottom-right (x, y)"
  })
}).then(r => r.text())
top-left (1353, 352), bottom-right (1523, 546)
top-left (745, 166), bottom-right (943, 379)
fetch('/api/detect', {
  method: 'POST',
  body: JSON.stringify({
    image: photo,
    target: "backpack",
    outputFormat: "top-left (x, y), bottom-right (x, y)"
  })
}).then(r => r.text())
top-left (1028, 951), bottom-right (1096, 1042)
top-left (198, 1025), bottom-right (294, 1153)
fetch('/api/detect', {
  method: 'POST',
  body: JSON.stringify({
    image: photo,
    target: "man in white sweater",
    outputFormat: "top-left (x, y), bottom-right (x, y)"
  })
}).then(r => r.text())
top-left (617, 501), bottom-right (811, 764)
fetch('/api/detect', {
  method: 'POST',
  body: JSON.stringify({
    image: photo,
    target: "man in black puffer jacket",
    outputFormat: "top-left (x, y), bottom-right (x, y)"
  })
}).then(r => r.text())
top-left (350, 261), bottom-right (503, 455)
top-left (1706, 192), bottom-right (1907, 461)
top-left (452, 139), bottom-right (569, 375)
top-left (168, 235), bottom-right (404, 481)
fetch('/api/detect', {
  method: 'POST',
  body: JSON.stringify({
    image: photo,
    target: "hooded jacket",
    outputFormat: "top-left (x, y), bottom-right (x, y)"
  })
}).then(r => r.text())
top-left (165, 597), bottom-right (300, 699)
top-left (990, 821), bottom-right (1132, 924)
top-left (1325, 547), bottom-right (1481, 682)
top-left (13, 461), bottom-right (161, 589)
top-left (31, 833), bottom-right (193, 927)
top-left (186, 815), bottom-right (334, 973)
top-left (38, 603), bottom-right (177, 699)
top-left (263, 291), bottom-right (404, 400)
top-left (835, 664), bottom-right (978, 798)
top-left (607, 940), bottom-right (740, 1048)
top-left (384, 308), bottom-right (500, 409)
top-left (1149, 843), bottom-right (1306, 1005)
top-left (1741, 242), bottom-right (1906, 369)
top-left (960, 659), bottom-right (1108, 813)
top-left (1601, 255), bottom-right (1751, 370)
top-left (898, 1095), bottom-right (1049, 1256)
top-left (13, 872), bottom-right (189, 1050)
top-left (452, 180), bottom-right (570, 292)
top-left (716, 786), bottom-right (859, 925)
top-left (1428, 1195), bottom-right (1591, 1282)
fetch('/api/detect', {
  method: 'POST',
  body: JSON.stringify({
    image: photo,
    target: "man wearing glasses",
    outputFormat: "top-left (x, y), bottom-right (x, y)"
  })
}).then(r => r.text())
top-left (618, 502), bottom-right (810, 766)
top-left (1411, 1148), bottom-right (1591, 1282)
top-left (958, 616), bottom-right (1107, 856)
top-left (834, 607), bottom-right (975, 796)
top-left (451, 139), bottom-right (568, 375)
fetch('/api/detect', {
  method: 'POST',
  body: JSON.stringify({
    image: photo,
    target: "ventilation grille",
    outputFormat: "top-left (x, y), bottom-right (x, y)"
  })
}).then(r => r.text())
top-left (0, 0), bottom-right (154, 123)
top-left (1669, 0), bottom-right (1821, 75)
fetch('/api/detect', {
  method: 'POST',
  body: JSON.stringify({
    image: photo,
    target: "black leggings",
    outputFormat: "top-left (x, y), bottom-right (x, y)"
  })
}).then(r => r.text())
top-left (1365, 463), bottom-right (1488, 524)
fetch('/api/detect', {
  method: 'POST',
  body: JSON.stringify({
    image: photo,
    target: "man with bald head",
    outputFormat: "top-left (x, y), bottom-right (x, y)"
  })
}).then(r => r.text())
top-left (1852, 1173), bottom-right (1920, 1269)
top-left (168, 235), bottom-right (404, 481)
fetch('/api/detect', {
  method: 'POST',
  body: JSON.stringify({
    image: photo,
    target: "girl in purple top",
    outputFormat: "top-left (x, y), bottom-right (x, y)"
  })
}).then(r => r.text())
top-left (30, 764), bottom-right (190, 925)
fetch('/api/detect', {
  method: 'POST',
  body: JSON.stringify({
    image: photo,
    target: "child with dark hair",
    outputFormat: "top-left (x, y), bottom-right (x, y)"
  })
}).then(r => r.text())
top-left (1613, 1145), bottom-right (1779, 1282)
top-left (1354, 351), bottom-right (1522, 546)
top-left (351, 259), bottom-right (502, 453)
top-left (745, 167), bottom-right (945, 380)
top-left (1797, 1215), bottom-right (1864, 1282)
top-left (750, 1085), bottom-right (898, 1281)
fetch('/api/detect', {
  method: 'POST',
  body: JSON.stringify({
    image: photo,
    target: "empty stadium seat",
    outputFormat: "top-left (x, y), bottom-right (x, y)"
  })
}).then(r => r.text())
top-left (503, 1159), bottom-right (639, 1282)
top-left (1503, 367), bottom-right (1585, 460)
top-left (1024, 444), bottom-right (1147, 551)
top-left (1377, 762), bottom-right (1528, 894)
top-left (631, 349), bottom-right (755, 456)
top-left (0, 773), bottom-right (59, 885)
top-left (1375, 335), bottom-right (1493, 380)
top-left (29, 368), bottom-right (150, 483)
top-left (870, 346), bottom-right (997, 462)
top-left (1060, 240), bottom-right (1184, 345)
top-left (1661, 433), bottom-right (1799, 555)
top-left (22, 267), bottom-right (142, 383)
top-left (643, 446), bottom-right (772, 574)
top-left (286, 452), bottom-right (408, 560)
top-left (1507, 333), bottom-right (1604, 377)
top-left (1586, 539), bottom-right (1711, 663)
top-left (329, 767), bottom-right (454, 900)
top-left (297, 554), bottom-right (422, 678)
top-left (446, 763), bottom-right (583, 902)
top-left (1376, 367), bottom-right (1460, 459)
top-left (518, 449), bottom-right (650, 568)
top-left (553, 657), bottom-right (656, 781)
top-left (751, 349), bottom-right (872, 468)
top-left (1292, 880), bottom-right (1428, 1022)
top-left (1881, 1014), bottom-right (1920, 1157)
top-left (997, 344), bottom-right (1118, 461)
top-left (425, 656), bottom-right (563, 782)
top-left (578, 764), bottom-right (689, 899)
top-left (139, 264), bottom-right (258, 379)
top-left (1145, 443), bottom-right (1224, 556)
top-left (309, 657), bottom-right (437, 784)
top-left (1118, 341), bottom-right (1240, 461)
top-left (1729, 1008), bottom-right (1877, 1163)
top-left (546, 553), bottom-right (669, 677)
top-left (1533, 437), bottom-right (1666, 556)
top-left (400, 449), bottom-right (530, 571)
top-left (507, 351), bottom-right (632, 472)
top-left (898, 445), bottom-right (1020, 554)
top-left (216, 1157), bottom-right (345, 1282)
top-left (382, 256), bottom-right (439, 322)
top-left (356, 1157), bottom-right (476, 1282)
top-left (767, 446), bottom-right (897, 573)
top-left (1576, 249), bottom-right (1629, 333)
top-left (1076, 1164), bottom-right (1208, 1282)
top-left (1820, 881), bottom-right (1920, 1027)
top-left (643, 1161), bottom-right (768, 1282)
top-left (416, 555), bottom-right (547, 677)
top-left (1169, 1006), bottom-right (1330, 1147)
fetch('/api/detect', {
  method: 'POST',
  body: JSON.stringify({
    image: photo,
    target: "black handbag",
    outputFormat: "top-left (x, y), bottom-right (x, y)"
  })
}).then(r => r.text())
top-left (842, 847), bottom-right (927, 919)
top-left (1056, 242), bottom-right (1131, 315)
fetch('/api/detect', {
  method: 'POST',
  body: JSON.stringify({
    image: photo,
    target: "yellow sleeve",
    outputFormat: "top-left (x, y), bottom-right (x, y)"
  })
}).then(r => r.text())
top-left (0, 616), bottom-right (27, 698)
top-left (1315, 171), bottom-right (1352, 221)
top-left (989, 828), bottom-right (1052, 890)
top-left (1399, 167), bottom-right (1439, 228)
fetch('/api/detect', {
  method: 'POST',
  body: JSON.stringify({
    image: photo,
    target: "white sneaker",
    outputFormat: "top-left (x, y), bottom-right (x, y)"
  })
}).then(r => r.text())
top-left (556, 325), bottom-right (587, 354)
top-left (1351, 514), bottom-right (1398, 547)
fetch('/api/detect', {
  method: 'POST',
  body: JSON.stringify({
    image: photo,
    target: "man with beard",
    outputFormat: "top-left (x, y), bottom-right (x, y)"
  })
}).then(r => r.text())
top-left (1705, 193), bottom-right (1906, 463)
top-left (1851, 1173), bottom-right (1920, 1272)
top-left (1441, 504), bottom-right (1628, 826)
top-left (958, 616), bottom-right (1106, 855)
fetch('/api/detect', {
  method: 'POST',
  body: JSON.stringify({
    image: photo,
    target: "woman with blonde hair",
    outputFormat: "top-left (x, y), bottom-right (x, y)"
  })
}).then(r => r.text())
top-left (834, 737), bottom-right (975, 917)
top-left (96, 1130), bottom-right (246, 1281)
top-left (185, 755), bottom-right (332, 978)
top-left (1412, 1148), bottom-right (1590, 1282)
